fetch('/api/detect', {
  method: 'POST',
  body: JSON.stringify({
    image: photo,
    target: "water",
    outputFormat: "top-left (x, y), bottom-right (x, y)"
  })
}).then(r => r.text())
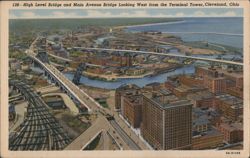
top-left (64, 65), bottom-right (195, 89)
top-left (64, 18), bottom-right (242, 89)
top-left (126, 17), bottom-right (243, 49)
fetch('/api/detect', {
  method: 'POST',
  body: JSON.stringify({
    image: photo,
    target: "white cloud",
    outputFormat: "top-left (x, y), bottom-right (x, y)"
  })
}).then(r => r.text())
top-left (222, 11), bottom-right (237, 17)
top-left (193, 11), bottom-right (206, 17)
top-left (9, 10), bottom-right (240, 19)
top-left (9, 11), bottom-right (40, 19)
top-left (175, 12), bottom-right (185, 17)
top-left (86, 10), bottom-right (112, 17)
top-left (133, 10), bottom-right (150, 17)
top-left (192, 10), bottom-right (238, 17)
top-left (21, 11), bottom-right (36, 17)
top-left (84, 10), bottom-right (149, 18)
top-left (13, 11), bottom-right (41, 19)
top-left (119, 12), bottom-right (131, 17)
top-left (9, 13), bottom-right (18, 19)
top-left (53, 11), bottom-right (66, 16)
top-left (52, 11), bottom-right (79, 18)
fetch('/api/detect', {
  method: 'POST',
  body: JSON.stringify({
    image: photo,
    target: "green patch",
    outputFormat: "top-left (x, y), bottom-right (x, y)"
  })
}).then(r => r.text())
top-left (83, 134), bottom-right (101, 150)
top-left (9, 51), bottom-right (28, 60)
top-left (99, 102), bottom-right (109, 108)
top-left (70, 51), bottom-right (83, 58)
top-left (61, 113), bottom-right (90, 133)
top-left (95, 99), bottom-right (109, 108)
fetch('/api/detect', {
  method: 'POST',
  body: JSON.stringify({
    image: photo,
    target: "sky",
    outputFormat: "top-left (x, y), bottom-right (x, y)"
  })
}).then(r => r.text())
top-left (9, 8), bottom-right (243, 19)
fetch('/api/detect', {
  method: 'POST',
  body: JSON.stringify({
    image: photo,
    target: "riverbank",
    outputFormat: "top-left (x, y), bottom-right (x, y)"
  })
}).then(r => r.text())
top-left (63, 65), bottom-right (195, 89)
top-left (79, 84), bottom-right (112, 93)
top-left (63, 64), bottom-right (182, 82)
top-left (82, 71), bottom-right (154, 81)
top-left (153, 64), bottom-right (182, 75)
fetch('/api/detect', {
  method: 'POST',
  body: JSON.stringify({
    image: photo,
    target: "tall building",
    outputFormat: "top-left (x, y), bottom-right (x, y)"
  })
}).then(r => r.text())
top-left (115, 84), bottom-right (141, 111)
top-left (196, 67), bottom-right (215, 78)
top-left (218, 123), bottom-right (243, 144)
top-left (111, 52), bottom-right (133, 67)
top-left (203, 76), bottom-right (227, 94)
top-left (121, 53), bottom-right (133, 67)
top-left (195, 66), bottom-right (243, 94)
top-left (141, 92), bottom-right (192, 150)
top-left (214, 94), bottom-right (243, 121)
top-left (122, 95), bottom-right (142, 128)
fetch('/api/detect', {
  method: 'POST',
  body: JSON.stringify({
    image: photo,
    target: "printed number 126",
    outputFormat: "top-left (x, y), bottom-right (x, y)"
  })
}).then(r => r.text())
top-left (13, 3), bottom-right (19, 7)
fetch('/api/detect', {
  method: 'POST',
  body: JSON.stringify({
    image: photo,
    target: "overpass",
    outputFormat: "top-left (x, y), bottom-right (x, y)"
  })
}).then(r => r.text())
top-left (26, 37), bottom-right (243, 150)
top-left (48, 52), bottom-right (72, 62)
top-left (27, 51), bottom-right (102, 112)
top-left (25, 39), bottom-right (103, 112)
top-left (31, 38), bottom-right (243, 112)
top-left (65, 116), bottom-right (139, 150)
top-left (73, 47), bottom-right (243, 66)
top-left (26, 37), bottom-right (149, 149)
top-left (65, 117), bottom-right (110, 150)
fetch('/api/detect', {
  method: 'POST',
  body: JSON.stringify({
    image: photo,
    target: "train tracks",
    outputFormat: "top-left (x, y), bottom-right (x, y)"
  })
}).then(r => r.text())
top-left (9, 80), bottom-right (71, 150)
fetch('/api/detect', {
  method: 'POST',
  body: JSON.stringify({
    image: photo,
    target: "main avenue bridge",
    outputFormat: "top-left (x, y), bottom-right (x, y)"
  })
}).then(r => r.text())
top-left (26, 37), bottom-right (243, 113)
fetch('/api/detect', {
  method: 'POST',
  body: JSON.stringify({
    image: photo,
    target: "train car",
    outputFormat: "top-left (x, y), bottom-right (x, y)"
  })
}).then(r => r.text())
top-left (9, 104), bottom-right (16, 121)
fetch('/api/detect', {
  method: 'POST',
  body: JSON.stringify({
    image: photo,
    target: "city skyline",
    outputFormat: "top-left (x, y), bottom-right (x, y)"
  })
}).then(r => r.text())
top-left (8, 13), bottom-right (244, 152)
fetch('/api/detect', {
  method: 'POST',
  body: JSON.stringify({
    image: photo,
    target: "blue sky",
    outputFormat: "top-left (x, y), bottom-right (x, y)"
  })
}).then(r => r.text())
top-left (10, 8), bottom-right (243, 19)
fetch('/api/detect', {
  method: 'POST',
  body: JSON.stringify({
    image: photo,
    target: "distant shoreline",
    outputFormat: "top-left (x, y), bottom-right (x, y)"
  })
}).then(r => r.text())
top-left (124, 20), bottom-right (186, 28)
top-left (114, 20), bottom-right (185, 29)
top-left (10, 18), bottom-right (182, 30)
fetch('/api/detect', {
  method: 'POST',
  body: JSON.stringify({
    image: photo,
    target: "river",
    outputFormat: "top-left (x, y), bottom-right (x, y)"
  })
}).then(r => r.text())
top-left (63, 65), bottom-right (194, 89)
top-left (62, 18), bottom-right (242, 89)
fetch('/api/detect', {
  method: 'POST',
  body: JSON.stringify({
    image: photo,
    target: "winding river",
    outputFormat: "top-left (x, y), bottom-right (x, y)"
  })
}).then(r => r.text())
top-left (63, 65), bottom-right (195, 89)
top-left (49, 17), bottom-right (242, 90)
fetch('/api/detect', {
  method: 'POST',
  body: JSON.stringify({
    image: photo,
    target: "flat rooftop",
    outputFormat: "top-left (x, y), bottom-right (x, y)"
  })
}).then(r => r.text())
top-left (216, 94), bottom-right (243, 108)
top-left (193, 128), bottom-right (223, 138)
top-left (187, 91), bottom-right (214, 101)
top-left (143, 92), bottom-right (192, 109)
top-left (124, 95), bottom-right (142, 105)
top-left (220, 123), bottom-right (243, 132)
top-left (175, 85), bottom-right (206, 93)
top-left (199, 66), bottom-right (243, 78)
top-left (162, 100), bottom-right (192, 109)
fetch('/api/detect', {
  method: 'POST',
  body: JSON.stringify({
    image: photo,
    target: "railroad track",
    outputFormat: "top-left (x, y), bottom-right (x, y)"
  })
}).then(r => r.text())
top-left (9, 80), bottom-right (71, 150)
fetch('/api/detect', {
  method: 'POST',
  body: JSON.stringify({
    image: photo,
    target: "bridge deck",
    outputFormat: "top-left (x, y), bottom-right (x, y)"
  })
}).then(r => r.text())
top-left (74, 47), bottom-right (243, 66)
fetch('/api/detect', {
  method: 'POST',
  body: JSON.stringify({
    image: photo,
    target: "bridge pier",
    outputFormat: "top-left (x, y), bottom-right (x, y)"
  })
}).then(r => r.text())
top-left (51, 78), bottom-right (55, 84)
top-left (28, 54), bottom-right (93, 112)
top-left (60, 86), bottom-right (64, 91)
top-left (32, 60), bottom-right (40, 68)
top-left (72, 63), bottom-right (86, 85)
top-left (44, 71), bottom-right (48, 77)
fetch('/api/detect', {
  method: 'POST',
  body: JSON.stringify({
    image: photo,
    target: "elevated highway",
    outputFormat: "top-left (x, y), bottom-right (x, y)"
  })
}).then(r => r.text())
top-left (25, 36), bottom-right (243, 150)
top-left (73, 47), bottom-right (243, 66)
top-left (26, 50), bottom-right (102, 112)
top-left (27, 37), bottom-right (104, 112)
